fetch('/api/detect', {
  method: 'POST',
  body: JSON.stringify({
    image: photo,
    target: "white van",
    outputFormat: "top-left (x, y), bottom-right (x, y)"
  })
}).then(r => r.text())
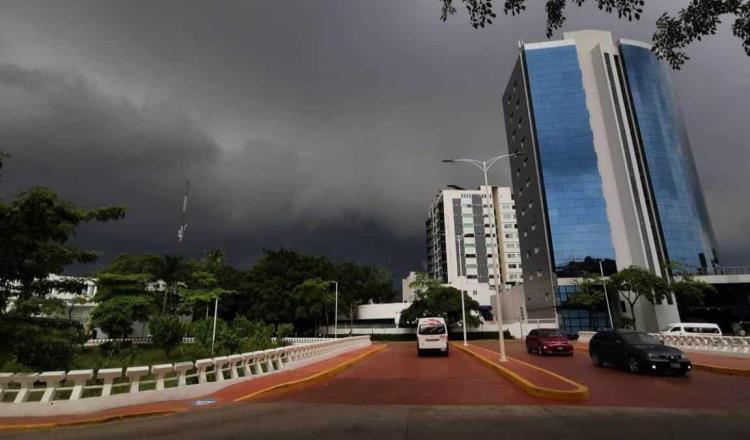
top-left (659, 322), bottom-right (722, 337)
top-left (417, 317), bottom-right (449, 356)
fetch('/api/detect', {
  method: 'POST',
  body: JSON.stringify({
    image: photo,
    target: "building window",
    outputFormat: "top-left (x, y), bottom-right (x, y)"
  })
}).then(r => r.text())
top-left (533, 246), bottom-right (540, 254)
top-left (531, 223), bottom-right (537, 231)
top-left (620, 301), bottom-right (627, 313)
top-left (525, 178), bottom-right (531, 188)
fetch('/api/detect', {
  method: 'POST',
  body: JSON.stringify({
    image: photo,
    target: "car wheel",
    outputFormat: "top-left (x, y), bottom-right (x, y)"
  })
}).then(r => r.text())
top-left (628, 357), bottom-right (641, 374)
top-left (526, 344), bottom-right (532, 354)
top-left (417, 348), bottom-right (423, 357)
top-left (538, 346), bottom-right (545, 356)
top-left (444, 346), bottom-right (450, 357)
top-left (591, 352), bottom-right (603, 366)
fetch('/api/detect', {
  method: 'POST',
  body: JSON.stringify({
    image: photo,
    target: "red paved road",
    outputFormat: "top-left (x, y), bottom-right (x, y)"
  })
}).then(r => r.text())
top-left (258, 343), bottom-right (545, 405)
top-left (476, 340), bottom-right (750, 410)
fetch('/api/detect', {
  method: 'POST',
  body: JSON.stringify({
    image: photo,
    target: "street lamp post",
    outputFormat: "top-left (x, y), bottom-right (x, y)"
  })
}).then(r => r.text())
top-left (211, 296), bottom-right (219, 356)
top-left (454, 233), bottom-right (468, 347)
top-left (443, 153), bottom-right (523, 362)
top-left (325, 281), bottom-right (339, 338)
top-left (599, 260), bottom-right (614, 329)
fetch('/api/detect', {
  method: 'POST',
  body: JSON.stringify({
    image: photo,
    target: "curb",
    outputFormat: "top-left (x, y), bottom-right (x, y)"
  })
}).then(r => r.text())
top-left (0, 409), bottom-right (185, 431)
top-left (233, 344), bottom-right (387, 402)
top-left (454, 343), bottom-right (589, 401)
top-left (574, 344), bottom-right (750, 377)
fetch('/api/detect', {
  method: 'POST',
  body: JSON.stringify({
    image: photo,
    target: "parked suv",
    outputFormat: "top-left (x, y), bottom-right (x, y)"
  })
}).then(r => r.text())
top-left (589, 330), bottom-right (692, 376)
top-left (525, 329), bottom-right (573, 356)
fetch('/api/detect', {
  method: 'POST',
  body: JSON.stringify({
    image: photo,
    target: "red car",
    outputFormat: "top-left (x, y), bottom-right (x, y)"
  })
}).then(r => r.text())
top-left (525, 329), bottom-right (573, 356)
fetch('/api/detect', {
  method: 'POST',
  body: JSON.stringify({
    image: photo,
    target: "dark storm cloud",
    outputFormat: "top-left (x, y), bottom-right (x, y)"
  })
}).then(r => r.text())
top-left (0, 0), bottom-right (748, 276)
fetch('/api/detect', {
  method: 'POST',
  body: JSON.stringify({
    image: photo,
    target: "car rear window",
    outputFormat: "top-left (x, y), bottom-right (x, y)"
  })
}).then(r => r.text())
top-left (418, 324), bottom-right (446, 335)
top-left (537, 329), bottom-right (564, 337)
top-left (620, 333), bottom-right (659, 345)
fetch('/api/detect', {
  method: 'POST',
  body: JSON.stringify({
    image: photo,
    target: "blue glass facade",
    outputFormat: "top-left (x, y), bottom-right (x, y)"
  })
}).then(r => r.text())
top-left (556, 285), bottom-right (610, 332)
top-left (620, 44), bottom-right (718, 269)
top-left (525, 45), bottom-right (616, 276)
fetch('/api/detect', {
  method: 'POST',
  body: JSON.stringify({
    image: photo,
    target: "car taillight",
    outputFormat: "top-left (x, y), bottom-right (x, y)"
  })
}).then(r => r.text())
top-left (440, 335), bottom-right (447, 340)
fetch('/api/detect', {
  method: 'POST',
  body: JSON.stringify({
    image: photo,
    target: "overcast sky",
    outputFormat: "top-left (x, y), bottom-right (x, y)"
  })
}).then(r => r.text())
top-left (0, 0), bottom-right (748, 279)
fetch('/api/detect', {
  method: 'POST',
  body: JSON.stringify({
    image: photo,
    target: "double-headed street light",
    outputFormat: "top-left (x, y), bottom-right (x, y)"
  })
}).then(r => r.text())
top-left (443, 152), bottom-right (524, 362)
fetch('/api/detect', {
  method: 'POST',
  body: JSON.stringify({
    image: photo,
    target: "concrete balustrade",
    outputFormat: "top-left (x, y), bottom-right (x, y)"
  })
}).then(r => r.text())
top-left (125, 366), bottom-right (150, 393)
top-left (97, 368), bottom-right (122, 397)
top-left (38, 371), bottom-right (65, 403)
top-left (0, 336), bottom-right (372, 417)
top-left (579, 331), bottom-right (749, 355)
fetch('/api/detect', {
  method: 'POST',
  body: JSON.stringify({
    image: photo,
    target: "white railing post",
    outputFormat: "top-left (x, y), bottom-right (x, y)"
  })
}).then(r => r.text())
top-left (228, 355), bottom-right (242, 379)
top-left (125, 366), bottom-right (149, 393)
top-left (150, 364), bottom-right (174, 391)
top-left (195, 359), bottom-right (213, 384)
top-left (0, 373), bottom-right (14, 401)
top-left (212, 357), bottom-right (229, 382)
top-left (173, 362), bottom-right (194, 387)
top-left (97, 368), bottom-right (123, 397)
top-left (11, 373), bottom-right (38, 403)
top-left (66, 370), bottom-right (95, 400)
top-left (38, 371), bottom-right (66, 403)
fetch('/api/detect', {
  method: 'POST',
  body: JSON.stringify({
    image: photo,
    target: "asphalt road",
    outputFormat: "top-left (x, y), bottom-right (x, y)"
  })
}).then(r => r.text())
top-left (2, 403), bottom-right (749, 440)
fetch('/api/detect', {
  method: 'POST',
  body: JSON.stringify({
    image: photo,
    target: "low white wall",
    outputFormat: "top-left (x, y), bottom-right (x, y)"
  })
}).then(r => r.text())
top-left (0, 336), bottom-right (371, 418)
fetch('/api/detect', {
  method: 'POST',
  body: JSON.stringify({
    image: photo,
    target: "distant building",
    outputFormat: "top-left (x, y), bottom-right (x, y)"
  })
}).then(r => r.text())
top-left (425, 186), bottom-right (522, 307)
top-left (401, 271), bottom-right (419, 302)
top-left (503, 30), bottom-right (719, 332)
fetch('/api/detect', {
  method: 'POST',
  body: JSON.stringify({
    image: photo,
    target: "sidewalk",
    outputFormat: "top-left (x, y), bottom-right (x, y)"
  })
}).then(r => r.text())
top-left (0, 344), bottom-right (385, 430)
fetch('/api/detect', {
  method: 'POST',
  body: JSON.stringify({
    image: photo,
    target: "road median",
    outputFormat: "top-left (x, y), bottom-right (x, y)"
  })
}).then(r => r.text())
top-left (455, 343), bottom-right (589, 401)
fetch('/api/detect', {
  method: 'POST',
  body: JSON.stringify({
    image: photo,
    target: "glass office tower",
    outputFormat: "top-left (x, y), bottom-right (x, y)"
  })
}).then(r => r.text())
top-left (503, 30), bottom-right (719, 331)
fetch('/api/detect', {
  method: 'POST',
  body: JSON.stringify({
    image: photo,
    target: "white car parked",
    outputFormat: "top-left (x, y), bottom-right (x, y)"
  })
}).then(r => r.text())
top-left (659, 322), bottom-right (722, 336)
top-left (417, 317), bottom-right (449, 356)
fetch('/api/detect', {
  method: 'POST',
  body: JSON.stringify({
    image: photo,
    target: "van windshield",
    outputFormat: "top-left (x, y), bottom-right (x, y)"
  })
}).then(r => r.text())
top-left (418, 324), bottom-right (446, 335)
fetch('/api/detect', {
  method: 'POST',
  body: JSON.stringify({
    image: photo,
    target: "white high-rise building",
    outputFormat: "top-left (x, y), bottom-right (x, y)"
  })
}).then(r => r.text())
top-left (426, 186), bottom-right (523, 307)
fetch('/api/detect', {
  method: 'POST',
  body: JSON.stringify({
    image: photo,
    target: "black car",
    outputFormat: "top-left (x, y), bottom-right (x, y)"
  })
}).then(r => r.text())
top-left (589, 330), bottom-right (692, 376)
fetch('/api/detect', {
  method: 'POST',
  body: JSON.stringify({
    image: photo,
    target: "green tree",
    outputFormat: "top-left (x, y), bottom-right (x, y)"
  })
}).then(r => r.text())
top-left (293, 278), bottom-right (333, 333)
top-left (0, 187), bottom-right (125, 314)
top-left (437, 0), bottom-right (750, 68)
top-left (399, 286), bottom-right (482, 328)
top-left (149, 314), bottom-right (186, 356)
top-left (90, 295), bottom-right (154, 340)
top-left (671, 272), bottom-right (717, 307)
top-left (607, 266), bottom-right (670, 329)
top-left (408, 272), bottom-right (442, 294)
top-left (570, 273), bottom-right (607, 330)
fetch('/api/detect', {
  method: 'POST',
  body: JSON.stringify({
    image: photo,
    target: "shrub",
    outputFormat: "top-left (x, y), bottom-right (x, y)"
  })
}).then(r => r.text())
top-left (276, 323), bottom-right (294, 345)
